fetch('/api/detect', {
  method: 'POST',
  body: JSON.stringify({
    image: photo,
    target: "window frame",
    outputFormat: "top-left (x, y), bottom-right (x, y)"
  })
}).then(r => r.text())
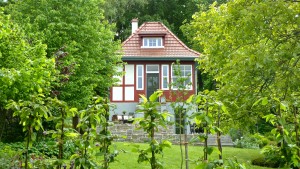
top-left (136, 65), bottom-right (144, 90)
top-left (142, 37), bottom-right (164, 48)
top-left (171, 65), bottom-right (193, 90)
top-left (161, 65), bottom-right (169, 90)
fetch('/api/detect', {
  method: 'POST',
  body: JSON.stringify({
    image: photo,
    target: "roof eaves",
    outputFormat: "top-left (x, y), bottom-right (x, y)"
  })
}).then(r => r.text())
top-left (122, 56), bottom-right (197, 61)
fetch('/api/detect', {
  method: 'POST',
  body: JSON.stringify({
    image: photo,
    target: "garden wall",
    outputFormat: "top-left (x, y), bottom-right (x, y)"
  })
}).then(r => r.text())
top-left (108, 123), bottom-right (233, 146)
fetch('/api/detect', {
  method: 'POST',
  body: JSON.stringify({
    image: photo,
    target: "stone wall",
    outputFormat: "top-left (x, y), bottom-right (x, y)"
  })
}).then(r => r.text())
top-left (108, 123), bottom-right (233, 146)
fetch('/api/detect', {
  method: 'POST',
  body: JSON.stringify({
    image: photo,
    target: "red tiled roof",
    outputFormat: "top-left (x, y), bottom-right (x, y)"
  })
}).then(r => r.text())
top-left (122, 22), bottom-right (200, 59)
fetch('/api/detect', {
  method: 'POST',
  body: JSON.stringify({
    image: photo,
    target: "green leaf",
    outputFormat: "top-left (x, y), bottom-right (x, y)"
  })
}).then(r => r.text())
top-left (261, 97), bottom-right (268, 106)
top-left (162, 140), bottom-right (172, 148)
top-left (65, 132), bottom-right (80, 138)
top-left (139, 94), bottom-right (148, 103)
top-left (70, 154), bottom-right (80, 160)
top-left (149, 90), bottom-right (163, 102)
top-left (280, 102), bottom-right (287, 111)
top-left (207, 146), bottom-right (214, 155)
top-left (186, 94), bottom-right (194, 103)
top-left (37, 87), bottom-right (43, 93)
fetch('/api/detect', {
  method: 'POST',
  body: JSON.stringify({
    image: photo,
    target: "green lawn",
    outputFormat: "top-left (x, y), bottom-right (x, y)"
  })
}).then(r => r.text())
top-left (109, 142), bottom-right (280, 169)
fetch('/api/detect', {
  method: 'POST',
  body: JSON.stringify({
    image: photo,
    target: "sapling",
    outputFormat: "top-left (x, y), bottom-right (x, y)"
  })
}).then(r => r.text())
top-left (71, 97), bottom-right (117, 169)
top-left (6, 94), bottom-right (50, 169)
top-left (134, 90), bottom-right (172, 169)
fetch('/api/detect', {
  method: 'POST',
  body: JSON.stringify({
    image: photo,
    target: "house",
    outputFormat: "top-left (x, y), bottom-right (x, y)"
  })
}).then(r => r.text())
top-left (110, 19), bottom-right (200, 133)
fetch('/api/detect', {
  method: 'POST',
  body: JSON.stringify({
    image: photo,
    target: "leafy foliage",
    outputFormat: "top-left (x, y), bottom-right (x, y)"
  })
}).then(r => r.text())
top-left (6, 94), bottom-right (50, 169)
top-left (71, 97), bottom-right (118, 169)
top-left (9, 0), bottom-right (122, 109)
top-left (185, 0), bottom-right (300, 128)
top-left (0, 7), bottom-right (56, 142)
top-left (192, 90), bottom-right (229, 162)
top-left (185, 0), bottom-right (300, 167)
top-left (104, 0), bottom-right (202, 45)
top-left (134, 91), bottom-right (172, 169)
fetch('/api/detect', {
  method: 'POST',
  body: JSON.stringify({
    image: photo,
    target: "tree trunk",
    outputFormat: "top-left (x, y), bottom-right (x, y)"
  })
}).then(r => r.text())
top-left (151, 115), bottom-right (156, 169)
top-left (184, 128), bottom-right (189, 169)
top-left (217, 108), bottom-right (222, 161)
top-left (25, 127), bottom-right (30, 169)
top-left (204, 106), bottom-right (208, 162)
top-left (103, 100), bottom-right (109, 169)
top-left (58, 109), bottom-right (64, 169)
top-left (293, 106), bottom-right (299, 157)
top-left (72, 115), bottom-right (79, 131)
top-left (178, 107), bottom-right (183, 169)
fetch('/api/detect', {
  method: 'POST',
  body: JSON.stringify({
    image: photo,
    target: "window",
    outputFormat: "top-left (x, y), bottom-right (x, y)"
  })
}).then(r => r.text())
top-left (171, 65), bottom-right (192, 90)
top-left (146, 65), bottom-right (159, 73)
top-left (136, 65), bottom-right (144, 90)
top-left (161, 65), bottom-right (169, 90)
top-left (113, 65), bottom-right (123, 85)
top-left (142, 37), bottom-right (163, 48)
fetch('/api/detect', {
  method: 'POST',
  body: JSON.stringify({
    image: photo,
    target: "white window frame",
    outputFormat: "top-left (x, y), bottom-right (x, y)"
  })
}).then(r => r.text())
top-left (113, 65), bottom-right (123, 85)
top-left (171, 65), bottom-right (193, 90)
top-left (142, 37), bottom-right (164, 48)
top-left (136, 65), bottom-right (144, 90)
top-left (146, 65), bottom-right (159, 73)
top-left (161, 65), bottom-right (169, 90)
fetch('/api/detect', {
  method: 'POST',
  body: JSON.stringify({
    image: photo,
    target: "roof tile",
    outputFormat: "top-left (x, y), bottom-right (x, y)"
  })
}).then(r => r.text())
top-left (122, 22), bottom-right (200, 58)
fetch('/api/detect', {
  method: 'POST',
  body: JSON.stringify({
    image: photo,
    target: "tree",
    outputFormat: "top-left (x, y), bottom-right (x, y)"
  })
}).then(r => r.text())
top-left (185, 0), bottom-right (300, 129)
top-left (103, 0), bottom-right (202, 45)
top-left (0, 8), bottom-right (56, 142)
top-left (134, 91), bottom-right (172, 169)
top-left (9, 0), bottom-right (122, 110)
top-left (103, 0), bottom-right (148, 41)
top-left (184, 0), bottom-right (300, 167)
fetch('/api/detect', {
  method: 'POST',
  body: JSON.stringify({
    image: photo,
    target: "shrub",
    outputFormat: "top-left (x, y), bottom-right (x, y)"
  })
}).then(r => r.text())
top-left (252, 133), bottom-right (270, 148)
top-left (233, 136), bottom-right (259, 149)
top-left (0, 142), bottom-right (22, 168)
top-left (229, 128), bottom-right (243, 142)
top-left (261, 145), bottom-right (287, 167)
top-left (252, 156), bottom-right (280, 168)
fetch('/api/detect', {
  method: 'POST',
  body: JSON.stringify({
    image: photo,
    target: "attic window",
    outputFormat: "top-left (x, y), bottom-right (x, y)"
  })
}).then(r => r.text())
top-left (142, 37), bottom-right (163, 48)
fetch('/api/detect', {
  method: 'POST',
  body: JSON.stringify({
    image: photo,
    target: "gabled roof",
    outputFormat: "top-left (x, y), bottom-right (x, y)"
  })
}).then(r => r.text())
top-left (122, 22), bottom-right (200, 60)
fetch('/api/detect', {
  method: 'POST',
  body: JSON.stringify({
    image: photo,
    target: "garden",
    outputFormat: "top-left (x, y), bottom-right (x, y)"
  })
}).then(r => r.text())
top-left (0, 0), bottom-right (299, 169)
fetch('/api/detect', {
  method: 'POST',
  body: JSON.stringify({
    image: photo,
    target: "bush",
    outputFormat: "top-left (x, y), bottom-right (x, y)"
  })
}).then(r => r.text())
top-left (0, 142), bottom-right (22, 168)
top-left (233, 136), bottom-right (259, 149)
top-left (252, 133), bottom-right (270, 148)
top-left (252, 156), bottom-right (280, 168)
top-left (233, 133), bottom-right (272, 149)
top-left (251, 157), bottom-right (280, 168)
top-left (229, 128), bottom-right (243, 142)
top-left (262, 145), bottom-right (286, 167)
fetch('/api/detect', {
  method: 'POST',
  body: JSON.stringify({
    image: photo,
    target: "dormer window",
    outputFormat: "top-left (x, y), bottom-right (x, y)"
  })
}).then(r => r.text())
top-left (142, 37), bottom-right (163, 48)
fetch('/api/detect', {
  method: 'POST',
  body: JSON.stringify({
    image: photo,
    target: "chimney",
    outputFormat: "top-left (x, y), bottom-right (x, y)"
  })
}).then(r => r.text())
top-left (131, 18), bottom-right (138, 34)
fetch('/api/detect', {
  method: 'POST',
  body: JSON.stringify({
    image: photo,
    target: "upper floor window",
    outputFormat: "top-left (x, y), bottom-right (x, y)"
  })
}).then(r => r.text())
top-left (142, 37), bottom-right (163, 48)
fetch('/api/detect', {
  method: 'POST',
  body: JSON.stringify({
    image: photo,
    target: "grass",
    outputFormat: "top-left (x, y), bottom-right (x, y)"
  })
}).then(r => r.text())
top-left (109, 142), bottom-right (280, 169)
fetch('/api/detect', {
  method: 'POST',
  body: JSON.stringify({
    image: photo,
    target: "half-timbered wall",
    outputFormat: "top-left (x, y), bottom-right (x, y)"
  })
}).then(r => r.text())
top-left (110, 61), bottom-right (196, 103)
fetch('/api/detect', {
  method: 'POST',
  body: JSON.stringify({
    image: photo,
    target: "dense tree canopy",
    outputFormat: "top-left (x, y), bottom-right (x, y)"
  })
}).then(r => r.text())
top-left (9, 0), bottom-right (122, 109)
top-left (184, 0), bottom-right (300, 128)
top-left (0, 9), bottom-right (55, 106)
top-left (104, 0), bottom-right (205, 44)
